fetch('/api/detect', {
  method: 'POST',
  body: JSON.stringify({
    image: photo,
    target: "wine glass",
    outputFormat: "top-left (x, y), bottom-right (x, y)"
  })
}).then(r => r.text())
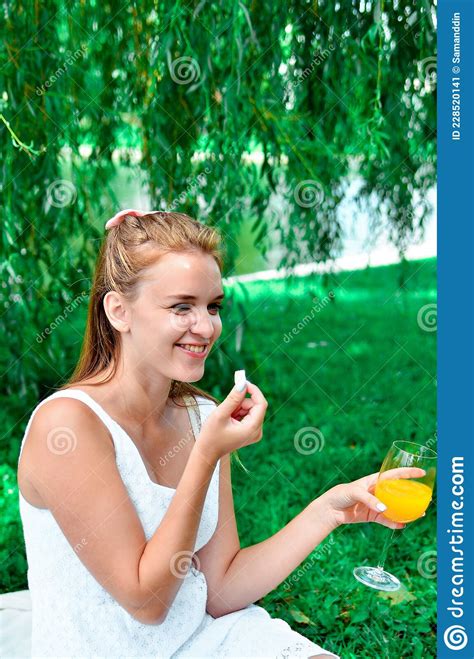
top-left (353, 440), bottom-right (437, 591)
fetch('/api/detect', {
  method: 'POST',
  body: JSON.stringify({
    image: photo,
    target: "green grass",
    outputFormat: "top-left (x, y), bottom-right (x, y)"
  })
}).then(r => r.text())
top-left (2, 257), bottom-right (436, 658)
top-left (213, 257), bottom-right (437, 658)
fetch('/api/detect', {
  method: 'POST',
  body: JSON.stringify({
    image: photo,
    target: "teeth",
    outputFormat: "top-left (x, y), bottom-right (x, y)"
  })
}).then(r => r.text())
top-left (178, 344), bottom-right (206, 353)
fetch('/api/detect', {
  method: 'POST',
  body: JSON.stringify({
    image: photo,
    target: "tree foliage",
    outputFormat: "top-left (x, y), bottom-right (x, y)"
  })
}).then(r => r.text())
top-left (0, 0), bottom-right (436, 456)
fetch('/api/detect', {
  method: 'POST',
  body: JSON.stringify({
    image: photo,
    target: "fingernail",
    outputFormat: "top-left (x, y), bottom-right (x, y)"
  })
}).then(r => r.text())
top-left (376, 502), bottom-right (387, 512)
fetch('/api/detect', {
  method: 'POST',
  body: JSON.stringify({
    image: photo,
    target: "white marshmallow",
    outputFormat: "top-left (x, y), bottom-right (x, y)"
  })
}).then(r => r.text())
top-left (234, 369), bottom-right (246, 391)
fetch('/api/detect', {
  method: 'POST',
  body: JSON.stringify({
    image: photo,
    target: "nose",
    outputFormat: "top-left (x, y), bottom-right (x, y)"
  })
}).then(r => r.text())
top-left (190, 307), bottom-right (216, 338)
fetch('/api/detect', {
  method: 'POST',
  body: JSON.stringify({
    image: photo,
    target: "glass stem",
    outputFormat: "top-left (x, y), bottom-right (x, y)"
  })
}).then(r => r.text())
top-left (376, 528), bottom-right (396, 571)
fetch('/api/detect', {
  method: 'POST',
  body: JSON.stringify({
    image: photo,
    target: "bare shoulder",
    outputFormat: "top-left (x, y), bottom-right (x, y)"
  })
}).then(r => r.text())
top-left (18, 396), bottom-right (115, 508)
top-left (22, 395), bottom-right (115, 456)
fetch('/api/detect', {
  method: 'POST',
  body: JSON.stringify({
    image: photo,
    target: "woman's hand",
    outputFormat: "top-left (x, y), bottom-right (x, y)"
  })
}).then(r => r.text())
top-left (198, 381), bottom-right (268, 462)
top-left (316, 467), bottom-right (426, 530)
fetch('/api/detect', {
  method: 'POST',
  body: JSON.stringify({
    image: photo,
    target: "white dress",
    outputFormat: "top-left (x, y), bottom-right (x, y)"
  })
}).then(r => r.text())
top-left (17, 388), bottom-right (339, 658)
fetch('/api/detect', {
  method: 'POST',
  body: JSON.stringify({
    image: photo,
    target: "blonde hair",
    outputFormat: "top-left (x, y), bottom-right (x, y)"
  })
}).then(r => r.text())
top-left (58, 211), bottom-right (248, 471)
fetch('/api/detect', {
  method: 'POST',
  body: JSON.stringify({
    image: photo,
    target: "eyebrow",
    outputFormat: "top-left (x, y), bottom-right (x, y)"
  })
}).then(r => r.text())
top-left (165, 292), bottom-right (225, 300)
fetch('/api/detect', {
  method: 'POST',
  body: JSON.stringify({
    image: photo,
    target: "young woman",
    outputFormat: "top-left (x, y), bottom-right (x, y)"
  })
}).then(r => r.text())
top-left (17, 210), bottom-right (421, 658)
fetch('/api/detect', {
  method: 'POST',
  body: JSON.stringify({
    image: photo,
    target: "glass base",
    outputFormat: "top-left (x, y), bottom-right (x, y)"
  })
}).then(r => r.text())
top-left (353, 565), bottom-right (401, 591)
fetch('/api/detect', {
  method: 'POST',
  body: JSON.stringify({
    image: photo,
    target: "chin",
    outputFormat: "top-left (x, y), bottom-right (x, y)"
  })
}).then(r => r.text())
top-left (173, 369), bottom-right (204, 382)
top-left (185, 374), bottom-right (204, 383)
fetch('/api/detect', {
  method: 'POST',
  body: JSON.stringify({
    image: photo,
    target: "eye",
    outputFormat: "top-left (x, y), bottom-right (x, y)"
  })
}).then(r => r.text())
top-left (208, 303), bottom-right (223, 314)
top-left (172, 304), bottom-right (191, 314)
top-left (171, 303), bottom-right (223, 314)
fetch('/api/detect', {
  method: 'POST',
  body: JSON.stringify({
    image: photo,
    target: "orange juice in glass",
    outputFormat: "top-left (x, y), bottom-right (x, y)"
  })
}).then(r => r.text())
top-left (374, 477), bottom-right (433, 523)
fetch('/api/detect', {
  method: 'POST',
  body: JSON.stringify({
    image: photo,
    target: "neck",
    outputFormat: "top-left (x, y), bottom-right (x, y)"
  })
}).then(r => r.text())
top-left (93, 352), bottom-right (176, 429)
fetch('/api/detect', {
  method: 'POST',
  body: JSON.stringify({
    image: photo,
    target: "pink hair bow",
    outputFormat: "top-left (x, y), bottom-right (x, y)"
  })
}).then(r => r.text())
top-left (105, 208), bottom-right (161, 229)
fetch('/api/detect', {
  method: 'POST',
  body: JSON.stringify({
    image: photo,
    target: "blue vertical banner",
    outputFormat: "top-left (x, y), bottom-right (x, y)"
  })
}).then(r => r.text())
top-left (438, 1), bottom-right (474, 657)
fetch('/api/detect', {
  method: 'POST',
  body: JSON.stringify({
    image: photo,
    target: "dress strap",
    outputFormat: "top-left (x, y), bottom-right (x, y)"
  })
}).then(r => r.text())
top-left (183, 394), bottom-right (202, 439)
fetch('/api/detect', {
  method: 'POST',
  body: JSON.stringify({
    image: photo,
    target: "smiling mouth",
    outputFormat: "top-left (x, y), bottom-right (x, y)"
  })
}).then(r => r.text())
top-left (175, 343), bottom-right (209, 357)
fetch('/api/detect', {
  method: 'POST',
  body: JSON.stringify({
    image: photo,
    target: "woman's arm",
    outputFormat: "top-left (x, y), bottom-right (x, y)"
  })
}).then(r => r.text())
top-left (206, 468), bottom-right (423, 617)
top-left (201, 498), bottom-right (335, 617)
top-left (137, 441), bottom-right (219, 620)
top-left (138, 382), bottom-right (267, 622)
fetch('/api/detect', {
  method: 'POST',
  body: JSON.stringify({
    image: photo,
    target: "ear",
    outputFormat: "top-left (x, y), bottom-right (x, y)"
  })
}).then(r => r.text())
top-left (103, 291), bottom-right (130, 333)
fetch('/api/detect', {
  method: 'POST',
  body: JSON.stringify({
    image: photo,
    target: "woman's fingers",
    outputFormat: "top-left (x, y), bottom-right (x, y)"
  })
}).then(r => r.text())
top-left (244, 381), bottom-right (267, 405)
top-left (239, 382), bottom-right (268, 428)
top-left (352, 487), bottom-right (388, 514)
top-left (360, 467), bottom-right (426, 492)
top-left (240, 405), bottom-right (266, 428)
top-left (356, 472), bottom-right (381, 490)
top-left (379, 467), bottom-right (426, 481)
top-left (231, 409), bottom-right (249, 420)
top-left (230, 399), bottom-right (254, 417)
